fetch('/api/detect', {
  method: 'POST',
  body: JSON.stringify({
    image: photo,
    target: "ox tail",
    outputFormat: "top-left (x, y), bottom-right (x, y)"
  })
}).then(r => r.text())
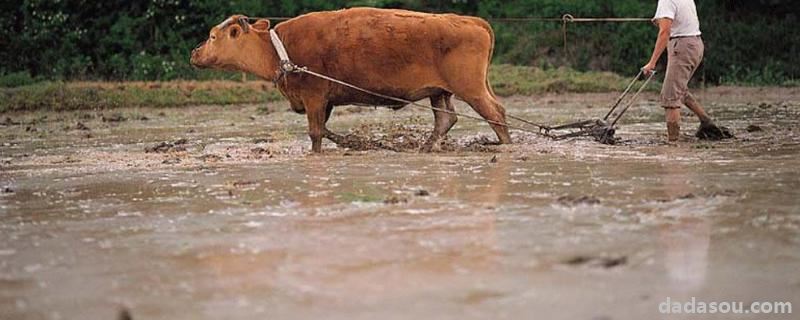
top-left (480, 19), bottom-right (498, 100)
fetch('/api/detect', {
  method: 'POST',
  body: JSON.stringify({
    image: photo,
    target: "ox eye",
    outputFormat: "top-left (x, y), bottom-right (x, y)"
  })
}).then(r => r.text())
top-left (210, 34), bottom-right (217, 41)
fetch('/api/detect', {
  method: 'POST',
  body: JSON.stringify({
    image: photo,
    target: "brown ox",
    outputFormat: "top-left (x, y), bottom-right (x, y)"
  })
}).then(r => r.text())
top-left (191, 7), bottom-right (511, 153)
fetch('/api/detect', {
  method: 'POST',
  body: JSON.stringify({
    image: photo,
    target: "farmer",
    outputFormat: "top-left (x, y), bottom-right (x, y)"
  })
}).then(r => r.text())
top-left (642, 0), bottom-right (732, 142)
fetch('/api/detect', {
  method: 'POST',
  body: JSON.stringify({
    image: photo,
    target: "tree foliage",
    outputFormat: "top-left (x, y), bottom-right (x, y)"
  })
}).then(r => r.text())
top-left (1, 0), bottom-right (797, 84)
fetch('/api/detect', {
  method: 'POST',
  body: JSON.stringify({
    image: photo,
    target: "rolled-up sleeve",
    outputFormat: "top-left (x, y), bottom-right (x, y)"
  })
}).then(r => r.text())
top-left (653, 0), bottom-right (676, 21)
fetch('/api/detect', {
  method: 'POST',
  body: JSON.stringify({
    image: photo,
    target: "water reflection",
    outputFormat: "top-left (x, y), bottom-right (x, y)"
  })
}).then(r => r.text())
top-left (179, 156), bottom-right (514, 304)
top-left (658, 164), bottom-right (710, 292)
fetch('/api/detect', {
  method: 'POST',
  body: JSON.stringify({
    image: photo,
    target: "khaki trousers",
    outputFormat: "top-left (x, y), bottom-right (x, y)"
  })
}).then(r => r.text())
top-left (661, 37), bottom-right (704, 107)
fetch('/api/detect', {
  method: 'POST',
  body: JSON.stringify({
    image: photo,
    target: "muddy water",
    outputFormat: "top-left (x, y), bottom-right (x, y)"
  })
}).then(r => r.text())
top-left (1, 88), bottom-right (799, 319)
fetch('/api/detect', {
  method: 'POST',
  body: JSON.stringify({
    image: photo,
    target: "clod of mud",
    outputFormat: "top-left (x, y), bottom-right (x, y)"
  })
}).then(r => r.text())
top-left (489, 155), bottom-right (498, 163)
top-left (456, 136), bottom-right (503, 153)
top-left (231, 180), bottom-right (258, 188)
top-left (251, 147), bottom-right (271, 155)
top-left (2, 187), bottom-right (13, 194)
top-left (708, 189), bottom-right (738, 197)
top-left (746, 124), bottom-right (764, 133)
top-left (198, 154), bottom-right (223, 162)
top-left (256, 106), bottom-right (274, 115)
top-left (758, 102), bottom-right (773, 109)
top-left (102, 113), bottom-right (127, 123)
top-left (252, 135), bottom-right (275, 144)
top-left (1, 117), bottom-right (20, 126)
top-left (145, 139), bottom-right (188, 153)
top-left (696, 122), bottom-right (735, 140)
top-left (26, 115), bottom-right (48, 125)
top-left (557, 195), bottom-right (601, 206)
top-left (656, 189), bottom-right (738, 202)
top-left (414, 189), bottom-right (430, 197)
top-left (564, 256), bottom-right (628, 269)
top-left (51, 156), bottom-right (81, 164)
top-left (384, 195), bottom-right (409, 204)
top-left (161, 158), bottom-right (181, 165)
top-left (118, 307), bottom-right (133, 320)
top-left (74, 122), bottom-right (91, 131)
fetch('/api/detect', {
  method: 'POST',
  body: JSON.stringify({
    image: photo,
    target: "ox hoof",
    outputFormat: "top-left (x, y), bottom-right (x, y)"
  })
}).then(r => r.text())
top-left (421, 136), bottom-right (445, 153)
top-left (696, 122), bottom-right (734, 141)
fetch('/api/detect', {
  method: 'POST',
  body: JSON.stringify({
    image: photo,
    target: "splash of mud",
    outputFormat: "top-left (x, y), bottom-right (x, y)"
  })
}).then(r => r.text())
top-left (326, 116), bottom-right (511, 153)
top-left (326, 116), bottom-right (431, 152)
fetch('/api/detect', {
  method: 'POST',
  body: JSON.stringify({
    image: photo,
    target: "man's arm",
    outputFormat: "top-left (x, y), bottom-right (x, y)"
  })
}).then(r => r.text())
top-left (643, 18), bottom-right (673, 76)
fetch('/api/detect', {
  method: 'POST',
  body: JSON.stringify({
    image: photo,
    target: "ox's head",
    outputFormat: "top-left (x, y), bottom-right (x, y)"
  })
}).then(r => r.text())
top-left (190, 15), bottom-right (271, 72)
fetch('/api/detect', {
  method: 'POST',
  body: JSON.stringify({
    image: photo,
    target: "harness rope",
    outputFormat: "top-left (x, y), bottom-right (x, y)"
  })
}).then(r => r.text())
top-left (248, 14), bottom-right (651, 23)
top-left (268, 30), bottom-right (554, 137)
top-left (266, 23), bottom-right (654, 142)
top-left (254, 14), bottom-right (651, 57)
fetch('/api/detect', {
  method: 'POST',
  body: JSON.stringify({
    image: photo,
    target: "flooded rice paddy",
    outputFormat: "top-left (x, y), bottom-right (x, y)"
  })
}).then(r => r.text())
top-left (1, 87), bottom-right (799, 319)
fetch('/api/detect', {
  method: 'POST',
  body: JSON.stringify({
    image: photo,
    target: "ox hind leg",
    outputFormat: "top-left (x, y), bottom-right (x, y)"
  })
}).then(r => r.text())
top-left (459, 93), bottom-right (512, 144)
top-left (322, 103), bottom-right (349, 147)
top-left (422, 93), bottom-right (458, 152)
top-left (443, 57), bottom-right (512, 144)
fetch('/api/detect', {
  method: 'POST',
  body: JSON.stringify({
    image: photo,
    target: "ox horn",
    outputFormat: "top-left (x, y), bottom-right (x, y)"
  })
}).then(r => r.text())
top-left (215, 17), bottom-right (233, 30)
top-left (237, 16), bottom-right (250, 33)
top-left (216, 16), bottom-right (250, 33)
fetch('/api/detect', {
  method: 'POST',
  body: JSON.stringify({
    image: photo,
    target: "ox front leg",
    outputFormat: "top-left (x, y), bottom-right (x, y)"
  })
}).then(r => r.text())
top-left (304, 98), bottom-right (329, 153)
top-left (423, 93), bottom-right (457, 152)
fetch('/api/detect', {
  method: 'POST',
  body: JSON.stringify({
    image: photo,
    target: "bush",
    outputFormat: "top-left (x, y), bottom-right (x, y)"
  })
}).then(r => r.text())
top-left (0, 0), bottom-right (796, 85)
top-left (0, 72), bottom-right (39, 88)
top-left (0, 81), bottom-right (284, 112)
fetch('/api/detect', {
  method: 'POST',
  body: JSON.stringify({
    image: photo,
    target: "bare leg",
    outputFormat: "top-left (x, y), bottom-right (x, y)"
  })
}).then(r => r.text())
top-left (422, 93), bottom-right (458, 152)
top-left (665, 107), bottom-right (681, 142)
top-left (683, 93), bottom-right (734, 140)
top-left (683, 93), bottom-right (712, 124)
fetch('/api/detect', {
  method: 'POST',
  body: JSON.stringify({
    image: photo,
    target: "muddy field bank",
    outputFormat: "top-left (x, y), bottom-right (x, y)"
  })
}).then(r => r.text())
top-left (1, 87), bottom-right (799, 319)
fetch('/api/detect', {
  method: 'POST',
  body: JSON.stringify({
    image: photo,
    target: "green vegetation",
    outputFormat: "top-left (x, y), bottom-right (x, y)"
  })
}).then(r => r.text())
top-left (1, 1), bottom-right (796, 86)
top-left (0, 65), bottom-right (658, 112)
top-left (0, 81), bottom-right (283, 112)
top-left (0, 72), bottom-right (39, 88)
top-left (489, 64), bottom-right (658, 96)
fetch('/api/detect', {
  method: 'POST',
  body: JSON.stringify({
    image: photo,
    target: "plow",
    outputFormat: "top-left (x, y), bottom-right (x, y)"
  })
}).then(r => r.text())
top-left (541, 70), bottom-right (656, 145)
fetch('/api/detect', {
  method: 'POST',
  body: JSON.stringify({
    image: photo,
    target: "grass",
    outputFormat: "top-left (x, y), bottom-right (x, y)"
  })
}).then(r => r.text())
top-left (489, 64), bottom-right (660, 96)
top-left (0, 81), bottom-right (284, 112)
top-left (1, 65), bottom-right (657, 112)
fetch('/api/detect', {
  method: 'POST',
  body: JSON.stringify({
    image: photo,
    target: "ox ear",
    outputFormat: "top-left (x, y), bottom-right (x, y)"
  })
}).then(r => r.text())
top-left (228, 24), bottom-right (243, 39)
top-left (252, 19), bottom-right (271, 32)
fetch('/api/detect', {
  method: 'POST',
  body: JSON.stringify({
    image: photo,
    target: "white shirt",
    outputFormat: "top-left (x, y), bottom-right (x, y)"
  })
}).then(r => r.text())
top-left (653, 0), bottom-right (702, 38)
